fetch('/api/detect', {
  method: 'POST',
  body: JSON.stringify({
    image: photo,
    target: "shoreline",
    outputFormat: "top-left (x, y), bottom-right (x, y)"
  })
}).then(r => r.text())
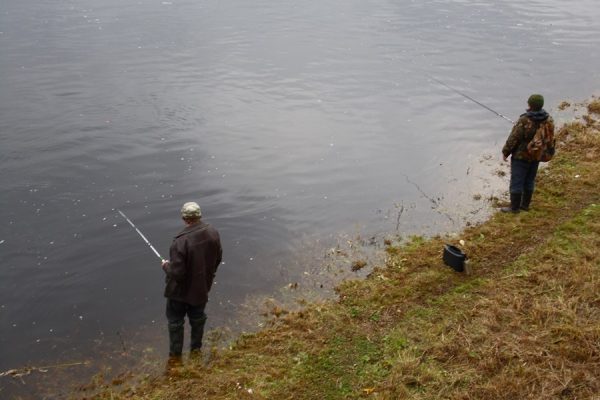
top-left (10, 98), bottom-right (600, 399)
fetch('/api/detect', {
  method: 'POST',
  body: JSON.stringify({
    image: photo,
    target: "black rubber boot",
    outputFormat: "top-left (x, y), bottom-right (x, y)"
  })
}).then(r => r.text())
top-left (520, 190), bottom-right (533, 211)
top-left (189, 314), bottom-right (207, 353)
top-left (168, 320), bottom-right (184, 357)
top-left (501, 193), bottom-right (522, 213)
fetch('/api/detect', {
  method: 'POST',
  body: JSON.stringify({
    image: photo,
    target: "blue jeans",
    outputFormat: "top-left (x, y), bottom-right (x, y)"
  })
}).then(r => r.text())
top-left (166, 299), bottom-right (207, 356)
top-left (510, 158), bottom-right (539, 194)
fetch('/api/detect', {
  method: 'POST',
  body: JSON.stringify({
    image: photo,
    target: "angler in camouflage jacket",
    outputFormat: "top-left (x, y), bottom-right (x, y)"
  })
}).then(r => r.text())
top-left (501, 94), bottom-right (554, 213)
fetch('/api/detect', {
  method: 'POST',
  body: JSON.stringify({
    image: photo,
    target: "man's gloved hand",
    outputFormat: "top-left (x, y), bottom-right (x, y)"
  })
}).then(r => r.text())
top-left (161, 259), bottom-right (170, 272)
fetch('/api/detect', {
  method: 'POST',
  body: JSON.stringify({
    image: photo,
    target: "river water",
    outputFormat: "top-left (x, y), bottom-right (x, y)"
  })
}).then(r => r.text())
top-left (1, 0), bottom-right (599, 397)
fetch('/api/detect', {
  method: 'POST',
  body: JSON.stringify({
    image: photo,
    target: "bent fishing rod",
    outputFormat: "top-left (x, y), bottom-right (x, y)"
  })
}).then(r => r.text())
top-left (117, 209), bottom-right (165, 261)
top-left (427, 75), bottom-right (514, 124)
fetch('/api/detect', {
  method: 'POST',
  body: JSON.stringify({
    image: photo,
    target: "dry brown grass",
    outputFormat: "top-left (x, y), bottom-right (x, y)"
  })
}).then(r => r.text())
top-left (381, 205), bottom-right (600, 399)
top-left (558, 101), bottom-right (571, 110)
top-left (588, 98), bottom-right (600, 114)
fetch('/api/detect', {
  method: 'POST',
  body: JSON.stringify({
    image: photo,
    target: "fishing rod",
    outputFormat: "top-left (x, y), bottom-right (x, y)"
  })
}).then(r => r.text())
top-left (117, 209), bottom-right (165, 261)
top-left (427, 75), bottom-right (514, 124)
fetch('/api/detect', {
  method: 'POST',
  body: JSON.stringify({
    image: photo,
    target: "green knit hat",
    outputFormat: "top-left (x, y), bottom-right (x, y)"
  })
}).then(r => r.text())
top-left (528, 94), bottom-right (544, 111)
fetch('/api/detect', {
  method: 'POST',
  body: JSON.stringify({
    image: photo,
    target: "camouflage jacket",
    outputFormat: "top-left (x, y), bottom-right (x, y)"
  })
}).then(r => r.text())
top-left (502, 110), bottom-right (554, 161)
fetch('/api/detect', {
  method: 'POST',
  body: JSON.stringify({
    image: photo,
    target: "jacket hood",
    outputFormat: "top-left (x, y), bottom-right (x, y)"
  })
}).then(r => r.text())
top-left (523, 109), bottom-right (549, 122)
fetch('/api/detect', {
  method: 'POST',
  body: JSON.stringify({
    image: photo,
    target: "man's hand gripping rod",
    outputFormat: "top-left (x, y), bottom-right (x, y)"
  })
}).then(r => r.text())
top-left (117, 209), bottom-right (165, 262)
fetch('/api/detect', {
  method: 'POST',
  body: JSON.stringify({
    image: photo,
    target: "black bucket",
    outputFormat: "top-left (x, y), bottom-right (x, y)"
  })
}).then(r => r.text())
top-left (443, 244), bottom-right (466, 272)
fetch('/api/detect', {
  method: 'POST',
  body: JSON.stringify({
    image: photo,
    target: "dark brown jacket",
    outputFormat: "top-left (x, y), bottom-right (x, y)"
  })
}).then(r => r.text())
top-left (163, 221), bottom-right (222, 306)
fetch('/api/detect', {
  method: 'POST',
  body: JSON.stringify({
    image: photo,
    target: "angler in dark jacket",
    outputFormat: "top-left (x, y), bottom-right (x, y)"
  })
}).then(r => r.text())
top-left (161, 202), bottom-right (222, 358)
top-left (501, 94), bottom-right (554, 213)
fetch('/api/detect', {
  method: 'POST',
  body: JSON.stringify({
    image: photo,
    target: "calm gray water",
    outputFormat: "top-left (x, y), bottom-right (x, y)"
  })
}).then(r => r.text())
top-left (1, 0), bottom-right (599, 396)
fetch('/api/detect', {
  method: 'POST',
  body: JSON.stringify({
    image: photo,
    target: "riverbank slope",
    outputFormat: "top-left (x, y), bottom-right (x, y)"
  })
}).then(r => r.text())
top-left (88, 100), bottom-right (600, 399)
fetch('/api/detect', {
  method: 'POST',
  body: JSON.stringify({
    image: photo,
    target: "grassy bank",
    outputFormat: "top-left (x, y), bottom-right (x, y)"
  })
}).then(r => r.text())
top-left (87, 101), bottom-right (600, 400)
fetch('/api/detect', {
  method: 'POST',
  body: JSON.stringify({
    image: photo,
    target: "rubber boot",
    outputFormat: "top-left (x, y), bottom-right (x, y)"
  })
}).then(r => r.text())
top-left (168, 320), bottom-right (184, 357)
top-left (189, 314), bottom-right (207, 353)
top-left (520, 190), bottom-right (533, 211)
top-left (501, 193), bottom-right (522, 213)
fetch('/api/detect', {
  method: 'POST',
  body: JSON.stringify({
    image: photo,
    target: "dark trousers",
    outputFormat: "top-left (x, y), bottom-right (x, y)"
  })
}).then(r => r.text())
top-left (510, 158), bottom-right (539, 194)
top-left (166, 299), bottom-right (207, 357)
